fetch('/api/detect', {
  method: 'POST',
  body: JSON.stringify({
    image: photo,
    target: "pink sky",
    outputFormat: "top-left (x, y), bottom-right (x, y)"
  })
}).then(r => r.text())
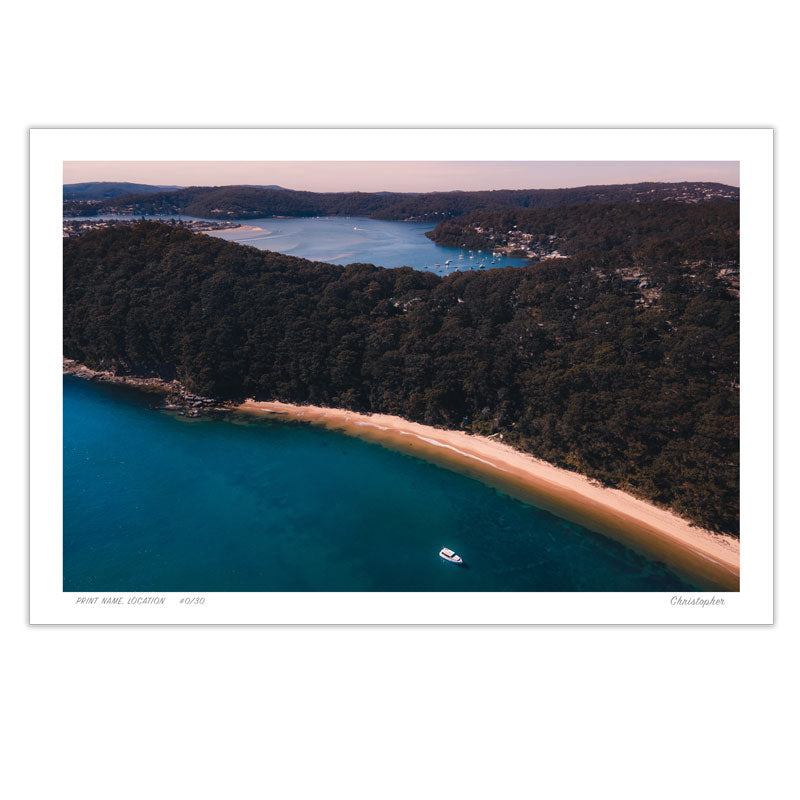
top-left (63, 161), bottom-right (739, 192)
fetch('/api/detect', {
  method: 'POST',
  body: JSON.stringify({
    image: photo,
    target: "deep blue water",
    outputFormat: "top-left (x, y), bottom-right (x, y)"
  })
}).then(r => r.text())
top-left (63, 376), bottom-right (696, 592)
top-left (71, 215), bottom-right (527, 274)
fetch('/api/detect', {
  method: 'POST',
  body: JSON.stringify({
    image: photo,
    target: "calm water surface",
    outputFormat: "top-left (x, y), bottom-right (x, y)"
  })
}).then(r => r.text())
top-left (63, 377), bottom-right (696, 592)
top-left (74, 215), bottom-right (527, 274)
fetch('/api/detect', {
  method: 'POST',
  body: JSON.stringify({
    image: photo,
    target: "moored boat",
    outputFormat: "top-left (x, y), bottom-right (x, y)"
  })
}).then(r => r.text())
top-left (439, 547), bottom-right (464, 565)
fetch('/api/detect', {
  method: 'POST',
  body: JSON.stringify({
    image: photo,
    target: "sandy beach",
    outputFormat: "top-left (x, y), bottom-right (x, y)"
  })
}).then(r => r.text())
top-left (239, 399), bottom-right (740, 591)
top-left (62, 357), bottom-right (740, 591)
top-left (198, 224), bottom-right (265, 234)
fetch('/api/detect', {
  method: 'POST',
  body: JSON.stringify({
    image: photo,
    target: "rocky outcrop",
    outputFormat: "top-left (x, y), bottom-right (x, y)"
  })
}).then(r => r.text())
top-left (63, 358), bottom-right (221, 417)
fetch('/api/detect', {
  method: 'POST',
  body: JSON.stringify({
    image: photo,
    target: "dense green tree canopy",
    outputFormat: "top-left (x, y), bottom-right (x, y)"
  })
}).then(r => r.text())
top-left (428, 201), bottom-right (740, 265)
top-left (64, 209), bottom-right (739, 536)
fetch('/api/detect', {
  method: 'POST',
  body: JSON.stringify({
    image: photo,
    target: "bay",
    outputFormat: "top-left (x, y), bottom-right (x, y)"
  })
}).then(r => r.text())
top-left (63, 376), bottom-right (696, 592)
top-left (68, 214), bottom-right (528, 274)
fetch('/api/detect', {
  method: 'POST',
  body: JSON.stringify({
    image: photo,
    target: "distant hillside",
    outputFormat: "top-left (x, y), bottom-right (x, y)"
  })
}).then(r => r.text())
top-left (63, 181), bottom-right (739, 221)
top-left (371, 182), bottom-right (739, 222)
top-left (428, 202), bottom-right (740, 265)
top-left (63, 182), bottom-right (182, 201)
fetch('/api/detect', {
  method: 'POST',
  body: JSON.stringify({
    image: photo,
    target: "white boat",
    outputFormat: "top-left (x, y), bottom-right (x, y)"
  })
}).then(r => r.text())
top-left (439, 547), bottom-right (464, 565)
top-left (445, 259), bottom-right (452, 265)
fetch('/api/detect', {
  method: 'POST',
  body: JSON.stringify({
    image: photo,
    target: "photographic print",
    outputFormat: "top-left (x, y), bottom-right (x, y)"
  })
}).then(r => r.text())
top-left (30, 129), bottom-right (773, 623)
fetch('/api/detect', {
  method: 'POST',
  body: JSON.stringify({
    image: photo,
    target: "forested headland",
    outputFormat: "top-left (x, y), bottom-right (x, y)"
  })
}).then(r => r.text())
top-left (428, 202), bottom-right (740, 264)
top-left (63, 204), bottom-right (739, 536)
top-left (63, 181), bottom-right (738, 222)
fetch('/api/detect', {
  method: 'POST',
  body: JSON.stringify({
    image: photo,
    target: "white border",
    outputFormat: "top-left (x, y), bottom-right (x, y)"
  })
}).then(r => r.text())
top-left (30, 128), bottom-right (773, 624)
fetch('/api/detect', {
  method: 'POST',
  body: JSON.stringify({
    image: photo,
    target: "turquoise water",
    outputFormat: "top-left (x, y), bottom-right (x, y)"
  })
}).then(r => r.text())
top-left (71, 215), bottom-right (527, 274)
top-left (63, 376), bottom-right (696, 592)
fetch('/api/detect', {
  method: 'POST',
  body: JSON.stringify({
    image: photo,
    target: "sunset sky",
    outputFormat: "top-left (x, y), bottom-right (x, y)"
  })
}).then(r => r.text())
top-left (63, 161), bottom-right (739, 192)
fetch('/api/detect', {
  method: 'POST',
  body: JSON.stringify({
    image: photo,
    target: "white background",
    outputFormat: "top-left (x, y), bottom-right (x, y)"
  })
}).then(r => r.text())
top-left (30, 128), bottom-right (772, 624)
top-left (3, 2), bottom-right (797, 799)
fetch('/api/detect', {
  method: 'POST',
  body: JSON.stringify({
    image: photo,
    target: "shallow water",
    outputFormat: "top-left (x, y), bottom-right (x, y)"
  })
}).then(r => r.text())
top-left (63, 377), bottom-right (697, 592)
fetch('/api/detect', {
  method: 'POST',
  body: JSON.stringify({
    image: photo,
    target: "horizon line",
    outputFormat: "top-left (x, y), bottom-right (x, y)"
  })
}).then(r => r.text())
top-left (63, 178), bottom-right (741, 194)
top-left (63, 161), bottom-right (740, 193)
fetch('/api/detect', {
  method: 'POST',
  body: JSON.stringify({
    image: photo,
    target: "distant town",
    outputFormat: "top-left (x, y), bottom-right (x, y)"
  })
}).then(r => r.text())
top-left (63, 218), bottom-right (240, 238)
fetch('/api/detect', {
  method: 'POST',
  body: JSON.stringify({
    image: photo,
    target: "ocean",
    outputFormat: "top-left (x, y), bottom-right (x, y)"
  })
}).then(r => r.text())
top-left (63, 376), bottom-right (697, 592)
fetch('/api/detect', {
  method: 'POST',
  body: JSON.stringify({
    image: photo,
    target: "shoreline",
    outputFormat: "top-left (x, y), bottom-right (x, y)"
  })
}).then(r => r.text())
top-left (63, 359), bottom-right (218, 414)
top-left (63, 360), bottom-right (739, 590)
top-left (238, 400), bottom-right (740, 591)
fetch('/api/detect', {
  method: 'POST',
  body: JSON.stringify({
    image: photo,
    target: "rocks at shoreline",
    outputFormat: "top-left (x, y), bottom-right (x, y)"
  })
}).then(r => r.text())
top-left (63, 358), bottom-right (220, 416)
top-left (163, 391), bottom-right (219, 416)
